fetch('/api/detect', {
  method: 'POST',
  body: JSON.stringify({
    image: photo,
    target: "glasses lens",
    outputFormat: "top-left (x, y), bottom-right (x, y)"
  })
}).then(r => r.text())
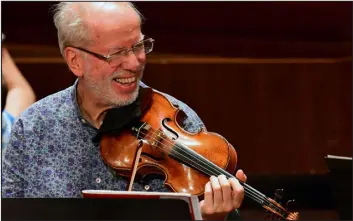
top-left (144, 39), bottom-right (154, 54)
top-left (109, 39), bottom-right (154, 66)
top-left (134, 39), bottom-right (154, 55)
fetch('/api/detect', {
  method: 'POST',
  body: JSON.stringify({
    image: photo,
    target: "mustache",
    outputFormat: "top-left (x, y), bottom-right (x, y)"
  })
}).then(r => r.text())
top-left (110, 67), bottom-right (144, 79)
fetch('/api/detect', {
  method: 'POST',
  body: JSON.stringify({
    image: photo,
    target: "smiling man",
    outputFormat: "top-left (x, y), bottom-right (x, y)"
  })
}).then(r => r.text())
top-left (2, 2), bottom-right (246, 220)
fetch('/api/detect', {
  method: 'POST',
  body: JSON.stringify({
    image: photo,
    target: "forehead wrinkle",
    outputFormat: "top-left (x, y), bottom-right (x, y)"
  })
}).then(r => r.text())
top-left (90, 11), bottom-right (141, 47)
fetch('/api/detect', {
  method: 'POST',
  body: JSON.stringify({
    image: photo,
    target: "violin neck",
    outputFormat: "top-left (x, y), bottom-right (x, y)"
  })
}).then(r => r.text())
top-left (131, 122), bottom-right (289, 219)
top-left (170, 142), bottom-right (288, 218)
top-left (170, 142), bottom-right (260, 194)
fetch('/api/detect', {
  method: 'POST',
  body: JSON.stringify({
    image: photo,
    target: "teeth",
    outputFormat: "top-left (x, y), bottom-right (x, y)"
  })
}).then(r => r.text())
top-left (114, 77), bottom-right (136, 84)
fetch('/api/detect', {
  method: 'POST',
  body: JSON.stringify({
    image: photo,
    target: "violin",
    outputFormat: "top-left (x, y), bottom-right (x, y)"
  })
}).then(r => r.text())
top-left (100, 89), bottom-right (299, 220)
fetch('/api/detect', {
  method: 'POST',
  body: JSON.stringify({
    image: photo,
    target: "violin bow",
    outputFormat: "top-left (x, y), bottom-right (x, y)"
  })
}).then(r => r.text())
top-left (127, 140), bottom-right (144, 191)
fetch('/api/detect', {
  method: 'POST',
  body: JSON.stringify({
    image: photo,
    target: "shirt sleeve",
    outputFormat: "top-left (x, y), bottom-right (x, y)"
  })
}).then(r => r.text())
top-left (2, 118), bottom-right (28, 197)
top-left (179, 103), bottom-right (206, 133)
top-left (160, 93), bottom-right (206, 133)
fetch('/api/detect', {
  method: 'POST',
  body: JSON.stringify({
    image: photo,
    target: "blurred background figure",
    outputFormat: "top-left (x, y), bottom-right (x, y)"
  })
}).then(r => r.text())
top-left (1, 33), bottom-right (36, 155)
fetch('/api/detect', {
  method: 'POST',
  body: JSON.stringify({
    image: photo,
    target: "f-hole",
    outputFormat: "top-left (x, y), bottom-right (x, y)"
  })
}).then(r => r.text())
top-left (162, 118), bottom-right (179, 140)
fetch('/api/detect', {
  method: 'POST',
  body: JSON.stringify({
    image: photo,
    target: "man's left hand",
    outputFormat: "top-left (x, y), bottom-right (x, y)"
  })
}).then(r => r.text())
top-left (199, 169), bottom-right (247, 220)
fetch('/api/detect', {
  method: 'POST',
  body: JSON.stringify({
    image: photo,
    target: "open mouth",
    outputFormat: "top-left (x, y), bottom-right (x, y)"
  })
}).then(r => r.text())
top-left (112, 76), bottom-right (138, 93)
top-left (113, 76), bottom-right (137, 85)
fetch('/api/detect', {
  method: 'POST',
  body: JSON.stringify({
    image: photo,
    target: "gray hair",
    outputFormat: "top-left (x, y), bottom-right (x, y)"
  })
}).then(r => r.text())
top-left (52, 2), bottom-right (144, 57)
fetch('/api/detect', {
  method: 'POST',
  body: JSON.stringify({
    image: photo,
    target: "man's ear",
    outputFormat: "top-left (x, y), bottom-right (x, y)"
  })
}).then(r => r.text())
top-left (64, 47), bottom-right (84, 77)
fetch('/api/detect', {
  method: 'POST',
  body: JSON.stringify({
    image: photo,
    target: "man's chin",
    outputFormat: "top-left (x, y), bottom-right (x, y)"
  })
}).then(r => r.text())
top-left (111, 86), bottom-right (139, 107)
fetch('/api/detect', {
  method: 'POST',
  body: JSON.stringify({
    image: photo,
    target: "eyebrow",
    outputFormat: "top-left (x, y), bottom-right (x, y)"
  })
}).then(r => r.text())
top-left (109, 35), bottom-right (145, 52)
top-left (109, 47), bottom-right (124, 54)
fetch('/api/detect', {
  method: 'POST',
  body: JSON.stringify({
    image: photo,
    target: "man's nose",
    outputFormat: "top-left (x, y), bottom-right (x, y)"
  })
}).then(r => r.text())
top-left (121, 50), bottom-right (141, 71)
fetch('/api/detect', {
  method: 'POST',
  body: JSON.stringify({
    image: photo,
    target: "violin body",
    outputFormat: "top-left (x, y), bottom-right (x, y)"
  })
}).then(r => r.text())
top-left (100, 90), bottom-right (237, 196)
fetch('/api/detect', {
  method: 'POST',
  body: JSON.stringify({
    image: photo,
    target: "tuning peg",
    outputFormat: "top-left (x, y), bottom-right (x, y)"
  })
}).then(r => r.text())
top-left (274, 189), bottom-right (284, 202)
top-left (286, 199), bottom-right (296, 210)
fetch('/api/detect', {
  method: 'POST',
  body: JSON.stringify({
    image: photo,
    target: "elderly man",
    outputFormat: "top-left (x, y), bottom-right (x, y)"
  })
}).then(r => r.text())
top-left (2, 2), bottom-right (246, 220)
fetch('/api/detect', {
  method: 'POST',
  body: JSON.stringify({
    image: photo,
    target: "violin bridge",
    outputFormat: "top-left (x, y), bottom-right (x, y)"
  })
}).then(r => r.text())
top-left (151, 130), bottom-right (164, 147)
top-left (131, 122), bottom-right (152, 140)
top-left (131, 123), bottom-right (165, 151)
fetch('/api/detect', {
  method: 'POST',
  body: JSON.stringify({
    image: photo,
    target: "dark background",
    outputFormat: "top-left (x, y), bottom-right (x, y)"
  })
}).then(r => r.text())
top-left (1, 1), bottom-right (352, 220)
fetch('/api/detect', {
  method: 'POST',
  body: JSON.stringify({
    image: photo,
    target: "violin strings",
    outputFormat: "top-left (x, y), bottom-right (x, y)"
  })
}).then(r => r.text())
top-left (133, 128), bottom-right (287, 217)
top-left (135, 129), bottom-right (284, 215)
top-left (135, 129), bottom-right (283, 214)
top-left (135, 130), bottom-right (266, 206)
top-left (171, 142), bottom-right (275, 206)
top-left (138, 127), bottom-right (284, 208)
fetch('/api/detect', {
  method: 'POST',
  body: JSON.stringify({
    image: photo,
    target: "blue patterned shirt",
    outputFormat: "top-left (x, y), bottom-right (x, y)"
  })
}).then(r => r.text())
top-left (1, 79), bottom-right (206, 198)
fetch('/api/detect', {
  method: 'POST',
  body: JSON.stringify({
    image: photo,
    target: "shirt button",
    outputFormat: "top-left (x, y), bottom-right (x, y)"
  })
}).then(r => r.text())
top-left (96, 178), bottom-right (101, 183)
top-left (144, 185), bottom-right (150, 191)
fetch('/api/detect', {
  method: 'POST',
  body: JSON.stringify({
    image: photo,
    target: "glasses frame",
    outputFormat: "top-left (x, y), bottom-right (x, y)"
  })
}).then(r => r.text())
top-left (67, 37), bottom-right (155, 63)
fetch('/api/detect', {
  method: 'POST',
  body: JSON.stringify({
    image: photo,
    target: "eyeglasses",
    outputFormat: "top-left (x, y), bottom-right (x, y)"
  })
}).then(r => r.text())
top-left (67, 37), bottom-right (154, 67)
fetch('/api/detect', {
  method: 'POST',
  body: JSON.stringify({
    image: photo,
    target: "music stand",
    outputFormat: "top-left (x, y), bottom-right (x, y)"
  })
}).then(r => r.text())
top-left (82, 190), bottom-right (203, 220)
top-left (2, 191), bottom-right (202, 220)
top-left (325, 155), bottom-right (352, 220)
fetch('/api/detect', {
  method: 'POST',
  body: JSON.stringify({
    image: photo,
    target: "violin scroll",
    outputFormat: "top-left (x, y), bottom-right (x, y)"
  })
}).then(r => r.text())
top-left (264, 189), bottom-right (300, 220)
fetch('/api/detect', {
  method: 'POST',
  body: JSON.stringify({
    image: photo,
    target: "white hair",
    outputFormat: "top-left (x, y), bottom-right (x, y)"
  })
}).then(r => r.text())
top-left (52, 2), bottom-right (144, 57)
